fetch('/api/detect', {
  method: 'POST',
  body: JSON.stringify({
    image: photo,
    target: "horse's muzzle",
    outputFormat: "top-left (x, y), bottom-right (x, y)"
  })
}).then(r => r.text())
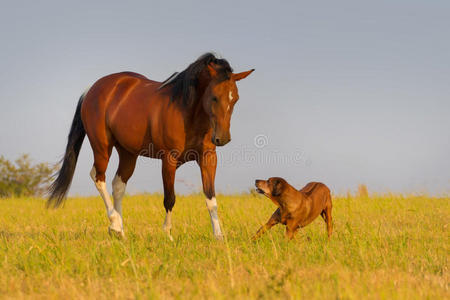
top-left (212, 135), bottom-right (231, 146)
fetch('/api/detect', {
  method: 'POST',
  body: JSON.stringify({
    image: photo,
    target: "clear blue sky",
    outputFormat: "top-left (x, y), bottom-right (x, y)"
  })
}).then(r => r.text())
top-left (1, 1), bottom-right (449, 195)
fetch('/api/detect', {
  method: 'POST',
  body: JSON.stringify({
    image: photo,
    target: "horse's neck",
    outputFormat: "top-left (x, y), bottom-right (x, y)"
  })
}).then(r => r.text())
top-left (181, 70), bottom-right (213, 142)
top-left (189, 72), bottom-right (213, 131)
top-left (186, 98), bottom-right (211, 136)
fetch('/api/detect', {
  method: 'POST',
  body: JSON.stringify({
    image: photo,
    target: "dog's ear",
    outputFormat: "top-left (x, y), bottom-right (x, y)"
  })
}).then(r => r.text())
top-left (271, 179), bottom-right (283, 197)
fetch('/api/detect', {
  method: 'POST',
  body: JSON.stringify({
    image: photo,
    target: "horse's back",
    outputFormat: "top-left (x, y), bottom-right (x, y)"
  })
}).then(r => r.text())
top-left (82, 72), bottom-right (147, 121)
top-left (81, 72), bottom-right (163, 154)
top-left (89, 72), bottom-right (159, 97)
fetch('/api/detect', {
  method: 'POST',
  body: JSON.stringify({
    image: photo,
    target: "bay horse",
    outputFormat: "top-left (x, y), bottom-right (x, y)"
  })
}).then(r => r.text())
top-left (47, 53), bottom-right (254, 240)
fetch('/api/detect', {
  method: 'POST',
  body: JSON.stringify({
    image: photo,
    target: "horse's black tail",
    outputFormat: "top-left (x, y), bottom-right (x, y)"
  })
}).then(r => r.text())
top-left (47, 95), bottom-right (86, 208)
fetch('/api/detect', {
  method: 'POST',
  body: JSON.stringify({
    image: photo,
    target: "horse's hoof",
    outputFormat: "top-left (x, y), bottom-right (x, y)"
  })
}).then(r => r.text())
top-left (163, 230), bottom-right (174, 242)
top-left (108, 227), bottom-right (125, 239)
top-left (162, 226), bottom-right (174, 242)
top-left (214, 234), bottom-right (224, 241)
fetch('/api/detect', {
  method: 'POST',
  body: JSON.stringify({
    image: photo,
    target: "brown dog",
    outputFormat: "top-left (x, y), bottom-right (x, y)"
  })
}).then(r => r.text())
top-left (253, 177), bottom-right (332, 240)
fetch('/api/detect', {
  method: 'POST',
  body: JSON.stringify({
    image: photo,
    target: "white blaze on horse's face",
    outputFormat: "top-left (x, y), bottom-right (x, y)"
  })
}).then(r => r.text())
top-left (227, 91), bottom-right (233, 112)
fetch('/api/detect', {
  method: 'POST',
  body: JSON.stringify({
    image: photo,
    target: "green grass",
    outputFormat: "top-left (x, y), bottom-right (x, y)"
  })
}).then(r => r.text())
top-left (0, 193), bottom-right (448, 299)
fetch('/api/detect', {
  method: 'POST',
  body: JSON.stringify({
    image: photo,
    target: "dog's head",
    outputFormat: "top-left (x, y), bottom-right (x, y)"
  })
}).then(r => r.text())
top-left (255, 177), bottom-right (288, 204)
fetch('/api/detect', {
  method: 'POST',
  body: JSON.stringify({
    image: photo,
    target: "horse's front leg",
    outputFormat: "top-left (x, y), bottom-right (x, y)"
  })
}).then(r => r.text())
top-left (198, 150), bottom-right (223, 240)
top-left (162, 157), bottom-right (177, 241)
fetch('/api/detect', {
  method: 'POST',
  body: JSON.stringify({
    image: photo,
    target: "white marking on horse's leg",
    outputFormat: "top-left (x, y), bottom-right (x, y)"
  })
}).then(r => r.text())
top-left (163, 210), bottom-right (174, 241)
top-left (90, 167), bottom-right (124, 237)
top-left (206, 197), bottom-right (223, 240)
top-left (89, 166), bottom-right (96, 182)
top-left (112, 174), bottom-right (126, 218)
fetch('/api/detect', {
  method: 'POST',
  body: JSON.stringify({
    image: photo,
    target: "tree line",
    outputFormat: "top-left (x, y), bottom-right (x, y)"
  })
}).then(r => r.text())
top-left (0, 154), bottom-right (57, 197)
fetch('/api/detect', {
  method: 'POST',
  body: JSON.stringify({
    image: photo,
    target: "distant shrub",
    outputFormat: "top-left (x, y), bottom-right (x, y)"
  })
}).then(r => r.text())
top-left (0, 154), bottom-right (57, 198)
top-left (357, 184), bottom-right (369, 198)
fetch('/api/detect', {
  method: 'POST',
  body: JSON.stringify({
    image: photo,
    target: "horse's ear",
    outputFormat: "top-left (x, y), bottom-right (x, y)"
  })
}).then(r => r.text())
top-left (232, 69), bottom-right (255, 81)
top-left (207, 63), bottom-right (218, 77)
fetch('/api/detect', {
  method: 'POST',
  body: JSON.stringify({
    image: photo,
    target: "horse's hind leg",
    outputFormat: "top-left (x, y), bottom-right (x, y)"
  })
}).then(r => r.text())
top-left (90, 143), bottom-right (124, 237)
top-left (112, 145), bottom-right (137, 235)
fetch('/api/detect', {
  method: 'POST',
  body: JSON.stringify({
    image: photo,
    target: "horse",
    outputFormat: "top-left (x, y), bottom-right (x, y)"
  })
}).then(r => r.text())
top-left (47, 53), bottom-right (254, 240)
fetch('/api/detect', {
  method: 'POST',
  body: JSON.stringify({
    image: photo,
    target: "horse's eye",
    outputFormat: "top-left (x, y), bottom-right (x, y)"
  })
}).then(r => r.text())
top-left (212, 97), bottom-right (218, 103)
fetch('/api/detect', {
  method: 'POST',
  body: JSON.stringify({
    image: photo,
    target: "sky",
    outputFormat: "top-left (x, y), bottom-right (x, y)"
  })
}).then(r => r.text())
top-left (0, 1), bottom-right (449, 196)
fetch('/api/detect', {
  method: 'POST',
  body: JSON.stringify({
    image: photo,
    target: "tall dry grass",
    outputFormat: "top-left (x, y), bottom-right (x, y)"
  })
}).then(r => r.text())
top-left (0, 192), bottom-right (448, 299)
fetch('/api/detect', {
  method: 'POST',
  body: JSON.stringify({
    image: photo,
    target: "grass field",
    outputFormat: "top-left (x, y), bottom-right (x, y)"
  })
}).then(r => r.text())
top-left (0, 192), bottom-right (448, 299)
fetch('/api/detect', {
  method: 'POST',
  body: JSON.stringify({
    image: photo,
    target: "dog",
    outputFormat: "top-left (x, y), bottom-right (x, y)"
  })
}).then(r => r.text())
top-left (253, 177), bottom-right (332, 240)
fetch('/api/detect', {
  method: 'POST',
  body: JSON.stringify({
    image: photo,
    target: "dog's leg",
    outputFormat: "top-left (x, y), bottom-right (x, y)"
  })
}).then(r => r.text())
top-left (252, 208), bottom-right (281, 241)
top-left (285, 225), bottom-right (298, 240)
top-left (324, 206), bottom-right (333, 238)
top-left (320, 211), bottom-right (328, 236)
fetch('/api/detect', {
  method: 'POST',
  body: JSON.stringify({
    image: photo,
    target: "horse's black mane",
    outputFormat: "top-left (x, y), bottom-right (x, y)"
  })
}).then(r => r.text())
top-left (160, 52), bottom-right (233, 106)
